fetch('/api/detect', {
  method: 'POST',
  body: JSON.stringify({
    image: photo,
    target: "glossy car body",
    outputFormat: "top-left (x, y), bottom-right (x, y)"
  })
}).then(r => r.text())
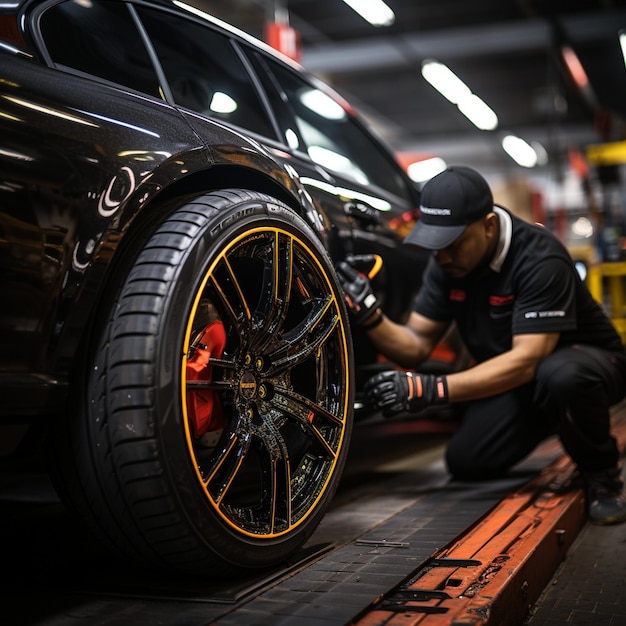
top-left (0, 0), bottom-right (433, 575)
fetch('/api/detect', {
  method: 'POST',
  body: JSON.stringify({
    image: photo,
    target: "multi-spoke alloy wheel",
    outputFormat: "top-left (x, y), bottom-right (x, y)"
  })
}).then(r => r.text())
top-left (57, 190), bottom-right (354, 576)
top-left (184, 221), bottom-right (350, 538)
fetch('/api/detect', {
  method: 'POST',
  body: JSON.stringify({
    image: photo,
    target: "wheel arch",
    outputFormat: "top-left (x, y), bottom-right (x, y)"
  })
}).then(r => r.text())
top-left (153, 162), bottom-right (304, 215)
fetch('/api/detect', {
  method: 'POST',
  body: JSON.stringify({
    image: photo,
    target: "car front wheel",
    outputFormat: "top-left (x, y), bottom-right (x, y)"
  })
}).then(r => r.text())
top-left (55, 189), bottom-right (354, 576)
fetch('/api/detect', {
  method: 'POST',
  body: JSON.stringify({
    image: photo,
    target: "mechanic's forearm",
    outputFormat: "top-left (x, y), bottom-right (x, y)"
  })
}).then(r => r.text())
top-left (445, 350), bottom-right (537, 402)
top-left (365, 314), bottom-right (433, 369)
top-left (446, 332), bottom-right (560, 402)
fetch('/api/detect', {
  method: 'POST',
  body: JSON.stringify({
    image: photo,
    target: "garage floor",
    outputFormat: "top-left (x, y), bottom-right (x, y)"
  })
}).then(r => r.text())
top-left (2, 407), bottom-right (625, 626)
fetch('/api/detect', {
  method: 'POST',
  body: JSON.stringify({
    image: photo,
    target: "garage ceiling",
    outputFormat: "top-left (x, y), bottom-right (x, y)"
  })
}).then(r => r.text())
top-left (200, 0), bottom-right (626, 188)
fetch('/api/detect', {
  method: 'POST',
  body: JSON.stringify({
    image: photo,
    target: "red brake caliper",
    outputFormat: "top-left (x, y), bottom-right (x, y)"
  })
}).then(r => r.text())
top-left (186, 320), bottom-right (226, 438)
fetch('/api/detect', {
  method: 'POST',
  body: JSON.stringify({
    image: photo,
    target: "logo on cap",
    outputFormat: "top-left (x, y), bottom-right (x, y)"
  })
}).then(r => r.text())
top-left (420, 207), bottom-right (452, 216)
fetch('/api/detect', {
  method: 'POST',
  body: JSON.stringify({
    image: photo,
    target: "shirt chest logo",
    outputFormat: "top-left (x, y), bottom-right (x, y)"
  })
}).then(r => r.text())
top-left (489, 293), bottom-right (514, 319)
top-left (489, 294), bottom-right (515, 306)
top-left (449, 289), bottom-right (466, 302)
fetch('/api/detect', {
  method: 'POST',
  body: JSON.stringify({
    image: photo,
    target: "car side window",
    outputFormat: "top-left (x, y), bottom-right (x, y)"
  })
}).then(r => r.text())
top-left (135, 6), bottom-right (274, 138)
top-left (39, 0), bottom-right (162, 99)
top-left (258, 56), bottom-right (412, 200)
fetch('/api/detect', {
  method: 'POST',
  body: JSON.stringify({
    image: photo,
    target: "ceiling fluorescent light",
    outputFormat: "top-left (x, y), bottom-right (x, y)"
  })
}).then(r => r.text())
top-left (421, 60), bottom-right (471, 104)
top-left (407, 157), bottom-right (447, 183)
top-left (620, 31), bottom-right (626, 68)
top-left (501, 134), bottom-right (538, 168)
top-left (457, 94), bottom-right (498, 131)
top-left (342, 0), bottom-right (395, 27)
top-left (421, 60), bottom-right (498, 131)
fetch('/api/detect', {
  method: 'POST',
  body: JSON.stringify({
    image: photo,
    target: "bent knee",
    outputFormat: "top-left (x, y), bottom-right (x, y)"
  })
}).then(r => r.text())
top-left (535, 358), bottom-right (581, 397)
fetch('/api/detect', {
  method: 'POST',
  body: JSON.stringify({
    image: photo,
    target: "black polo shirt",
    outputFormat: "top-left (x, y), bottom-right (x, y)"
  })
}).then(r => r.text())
top-left (414, 207), bottom-right (625, 363)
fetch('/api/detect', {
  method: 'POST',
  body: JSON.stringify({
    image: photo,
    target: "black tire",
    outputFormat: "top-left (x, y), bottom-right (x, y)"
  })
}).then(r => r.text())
top-left (57, 189), bottom-right (354, 576)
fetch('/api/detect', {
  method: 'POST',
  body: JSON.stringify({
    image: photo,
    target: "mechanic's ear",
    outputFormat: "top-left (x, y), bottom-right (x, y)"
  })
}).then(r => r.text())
top-left (484, 211), bottom-right (498, 240)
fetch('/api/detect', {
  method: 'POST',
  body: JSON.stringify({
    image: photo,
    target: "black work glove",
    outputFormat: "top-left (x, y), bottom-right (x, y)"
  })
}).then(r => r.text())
top-left (365, 370), bottom-right (449, 417)
top-left (336, 254), bottom-right (382, 326)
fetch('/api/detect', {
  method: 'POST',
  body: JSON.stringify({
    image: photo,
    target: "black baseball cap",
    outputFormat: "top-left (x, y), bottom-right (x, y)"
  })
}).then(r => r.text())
top-left (404, 166), bottom-right (493, 250)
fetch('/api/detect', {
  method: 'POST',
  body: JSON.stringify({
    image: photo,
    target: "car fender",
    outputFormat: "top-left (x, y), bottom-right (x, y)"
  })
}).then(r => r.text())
top-left (56, 140), bottom-right (325, 379)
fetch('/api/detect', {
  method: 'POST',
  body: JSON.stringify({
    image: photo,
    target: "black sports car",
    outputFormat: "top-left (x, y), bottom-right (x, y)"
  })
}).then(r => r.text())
top-left (0, 0), bottom-right (437, 576)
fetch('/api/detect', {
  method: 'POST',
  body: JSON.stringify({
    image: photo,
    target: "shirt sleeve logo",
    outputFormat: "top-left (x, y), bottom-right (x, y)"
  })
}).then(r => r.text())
top-left (524, 310), bottom-right (566, 318)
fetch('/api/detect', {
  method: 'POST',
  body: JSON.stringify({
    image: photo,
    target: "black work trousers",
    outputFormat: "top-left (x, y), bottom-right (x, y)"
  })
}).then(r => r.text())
top-left (445, 344), bottom-right (626, 480)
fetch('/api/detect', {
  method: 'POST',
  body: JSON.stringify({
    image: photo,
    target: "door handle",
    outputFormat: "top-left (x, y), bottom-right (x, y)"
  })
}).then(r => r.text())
top-left (344, 201), bottom-right (381, 227)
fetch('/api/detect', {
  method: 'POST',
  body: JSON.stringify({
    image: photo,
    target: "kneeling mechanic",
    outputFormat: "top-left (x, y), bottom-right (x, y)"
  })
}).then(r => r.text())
top-left (338, 165), bottom-right (626, 526)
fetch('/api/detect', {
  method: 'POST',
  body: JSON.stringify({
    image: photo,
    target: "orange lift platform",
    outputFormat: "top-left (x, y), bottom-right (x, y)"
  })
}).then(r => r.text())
top-left (3, 407), bottom-right (626, 626)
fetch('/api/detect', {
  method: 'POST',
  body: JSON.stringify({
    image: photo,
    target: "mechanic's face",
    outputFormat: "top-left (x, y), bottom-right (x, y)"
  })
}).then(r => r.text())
top-left (434, 212), bottom-right (499, 278)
